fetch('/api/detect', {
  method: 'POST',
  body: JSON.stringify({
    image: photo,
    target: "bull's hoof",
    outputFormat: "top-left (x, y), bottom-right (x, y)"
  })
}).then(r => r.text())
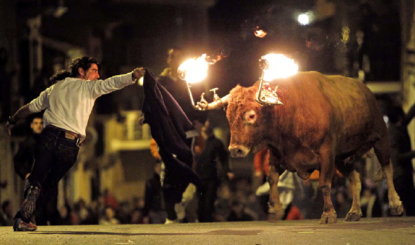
top-left (319, 211), bottom-right (337, 224)
top-left (344, 212), bottom-right (362, 221)
top-left (267, 206), bottom-right (284, 222)
top-left (390, 204), bottom-right (404, 216)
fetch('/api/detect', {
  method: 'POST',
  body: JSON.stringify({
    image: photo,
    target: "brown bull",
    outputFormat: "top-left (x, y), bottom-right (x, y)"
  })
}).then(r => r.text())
top-left (202, 71), bottom-right (403, 223)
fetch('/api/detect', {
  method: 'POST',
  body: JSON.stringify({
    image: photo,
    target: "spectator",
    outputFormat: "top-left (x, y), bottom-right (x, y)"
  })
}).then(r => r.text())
top-left (227, 200), bottom-right (254, 222)
top-left (99, 206), bottom-right (120, 225)
top-left (104, 189), bottom-right (119, 211)
top-left (333, 190), bottom-right (352, 219)
top-left (195, 121), bottom-right (233, 222)
top-left (130, 209), bottom-right (143, 224)
top-left (142, 162), bottom-right (166, 224)
top-left (1, 201), bottom-right (13, 226)
top-left (214, 183), bottom-right (232, 222)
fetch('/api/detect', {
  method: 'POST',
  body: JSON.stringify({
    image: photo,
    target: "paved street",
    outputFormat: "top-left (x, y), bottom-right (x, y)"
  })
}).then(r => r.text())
top-left (0, 217), bottom-right (414, 245)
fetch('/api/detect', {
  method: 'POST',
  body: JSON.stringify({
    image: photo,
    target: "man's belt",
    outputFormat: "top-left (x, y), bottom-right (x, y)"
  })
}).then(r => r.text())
top-left (46, 125), bottom-right (80, 140)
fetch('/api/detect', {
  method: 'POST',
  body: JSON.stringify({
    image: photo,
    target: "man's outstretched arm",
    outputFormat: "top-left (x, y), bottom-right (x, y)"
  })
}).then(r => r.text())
top-left (5, 104), bottom-right (33, 136)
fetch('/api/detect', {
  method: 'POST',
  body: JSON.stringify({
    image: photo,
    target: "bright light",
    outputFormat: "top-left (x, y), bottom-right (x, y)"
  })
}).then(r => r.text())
top-left (255, 29), bottom-right (267, 38)
top-left (177, 54), bottom-right (209, 84)
top-left (298, 13), bottom-right (310, 25)
top-left (261, 54), bottom-right (298, 81)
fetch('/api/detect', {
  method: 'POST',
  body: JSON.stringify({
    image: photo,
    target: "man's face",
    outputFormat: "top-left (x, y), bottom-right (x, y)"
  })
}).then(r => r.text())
top-left (167, 49), bottom-right (184, 70)
top-left (83, 63), bottom-right (100, 80)
top-left (30, 118), bottom-right (43, 134)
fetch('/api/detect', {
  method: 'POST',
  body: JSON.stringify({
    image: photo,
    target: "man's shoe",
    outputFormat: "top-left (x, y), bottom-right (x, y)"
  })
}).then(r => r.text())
top-left (13, 219), bottom-right (37, 231)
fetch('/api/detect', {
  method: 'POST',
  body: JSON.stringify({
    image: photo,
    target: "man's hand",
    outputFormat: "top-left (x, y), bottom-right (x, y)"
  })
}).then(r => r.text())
top-left (132, 67), bottom-right (145, 80)
top-left (5, 122), bottom-right (14, 137)
top-left (227, 172), bottom-right (235, 180)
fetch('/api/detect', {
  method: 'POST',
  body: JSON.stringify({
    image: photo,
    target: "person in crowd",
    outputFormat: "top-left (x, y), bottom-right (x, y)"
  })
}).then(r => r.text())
top-left (104, 189), bottom-right (119, 211)
top-left (142, 161), bottom-right (166, 224)
top-left (385, 103), bottom-right (415, 216)
top-left (130, 209), bottom-right (143, 224)
top-left (333, 189), bottom-right (352, 219)
top-left (227, 200), bottom-right (254, 222)
top-left (214, 182), bottom-right (232, 222)
top-left (14, 115), bottom-right (43, 180)
top-left (361, 182), bottom-right (382, 218)
top-left (0, 201), bottom-right (13, 226)
top-left (6, 56), bottom-right (145, 231)
top-left (99, 206), bottom-right (120, 225)
top-left (195, 121), bottom-right (234, 222)
top-left (58, 204), bottom-right (72, 225)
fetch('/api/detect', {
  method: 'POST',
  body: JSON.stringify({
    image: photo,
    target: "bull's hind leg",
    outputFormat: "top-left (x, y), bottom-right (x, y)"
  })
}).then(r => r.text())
top-left (336, 161), bottom-right (362, 221)
top-left (319, 145), bottom-right (337, 224)
top-left (374, 138), bottom-right (403, 215)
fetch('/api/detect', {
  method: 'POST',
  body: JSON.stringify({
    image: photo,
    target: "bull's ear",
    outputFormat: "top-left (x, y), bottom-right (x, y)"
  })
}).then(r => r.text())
top-left (244, 110), bottom-right (256, 124)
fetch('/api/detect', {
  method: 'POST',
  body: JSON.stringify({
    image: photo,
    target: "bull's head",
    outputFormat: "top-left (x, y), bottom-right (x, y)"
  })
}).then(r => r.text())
top-left (227, 85), bottom-right (266, 157)
top-left (199, 82), bottom-right (267, 157)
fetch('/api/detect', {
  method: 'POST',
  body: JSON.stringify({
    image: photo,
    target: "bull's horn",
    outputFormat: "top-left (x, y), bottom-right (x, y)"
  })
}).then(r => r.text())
top-left (197, 94), bottom-right (229, 110)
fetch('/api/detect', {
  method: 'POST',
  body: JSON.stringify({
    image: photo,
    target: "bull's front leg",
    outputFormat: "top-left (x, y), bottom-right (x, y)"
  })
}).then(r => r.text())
top-left (318, 147), bottom-right (337, 224)
top-left (267, 164), bottom-right (285, 222)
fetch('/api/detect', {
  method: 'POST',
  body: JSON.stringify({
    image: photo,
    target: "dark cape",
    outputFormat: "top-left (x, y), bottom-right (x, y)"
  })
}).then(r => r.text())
top-left (142, 70), bottom-right (201, 190)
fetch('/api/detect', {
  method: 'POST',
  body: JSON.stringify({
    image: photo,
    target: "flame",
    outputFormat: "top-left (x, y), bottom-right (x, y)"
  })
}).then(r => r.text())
top-left (255, 29), bottom-right (267, 38)
top-left (261, 54), bottom-right (298, 81)
top-left (177, 54), bottom-right (209, 84)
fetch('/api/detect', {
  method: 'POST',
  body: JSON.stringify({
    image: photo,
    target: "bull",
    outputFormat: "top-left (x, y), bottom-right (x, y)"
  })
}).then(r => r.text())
top-left (200, 71), bottom-right (403, 223)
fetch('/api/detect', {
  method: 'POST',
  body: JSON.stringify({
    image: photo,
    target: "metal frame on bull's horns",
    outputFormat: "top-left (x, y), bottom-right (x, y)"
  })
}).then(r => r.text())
top-left (256, 58), bottom-right (283, 106)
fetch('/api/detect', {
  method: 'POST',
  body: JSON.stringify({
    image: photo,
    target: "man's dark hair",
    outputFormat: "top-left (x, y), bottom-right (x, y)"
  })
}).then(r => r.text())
top-left (49, 56), bottom-right (99, 83)
top-left (69, 57), bottom-right (99, 77)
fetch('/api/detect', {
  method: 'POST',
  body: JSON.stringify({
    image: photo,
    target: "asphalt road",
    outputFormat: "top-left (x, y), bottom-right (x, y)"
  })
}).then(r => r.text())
top-left (0, 217), bottom-right (414, 245)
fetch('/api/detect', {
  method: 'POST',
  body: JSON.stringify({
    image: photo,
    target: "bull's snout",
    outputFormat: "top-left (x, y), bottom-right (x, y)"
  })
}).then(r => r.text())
top-left (229, 145), bottom-right (250, 157)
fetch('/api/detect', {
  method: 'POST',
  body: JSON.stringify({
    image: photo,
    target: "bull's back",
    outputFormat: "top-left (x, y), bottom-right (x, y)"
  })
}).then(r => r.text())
top-left (305, 72), bottom-right (384, 153)
top-left (278, 72), bottom-right (383, 153)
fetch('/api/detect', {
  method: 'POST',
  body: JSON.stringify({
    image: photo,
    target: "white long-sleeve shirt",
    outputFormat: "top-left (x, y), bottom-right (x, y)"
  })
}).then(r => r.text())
top-left (29, 72), bottom-right (135, 141)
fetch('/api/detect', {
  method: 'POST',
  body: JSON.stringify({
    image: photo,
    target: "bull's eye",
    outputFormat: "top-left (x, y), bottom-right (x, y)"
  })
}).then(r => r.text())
top-left (244, 110), bottom-right (256, 124)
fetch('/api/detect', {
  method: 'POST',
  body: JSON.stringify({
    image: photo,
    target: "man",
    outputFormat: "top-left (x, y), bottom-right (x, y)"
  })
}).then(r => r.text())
top-left (14, 115), bottom-right (43, 180)
top-left (152, 47), bottom-right (205, 223)
top-left (6, 56), bottom-right (145, 231)
top-left (195, 121), bottom-right (233, 222)
top-left (386, 103), bottom-right (415, 216)
top-left (13, 115), bottom-right (61, 226)
top-left (142, 161), bottom-right (167, 224)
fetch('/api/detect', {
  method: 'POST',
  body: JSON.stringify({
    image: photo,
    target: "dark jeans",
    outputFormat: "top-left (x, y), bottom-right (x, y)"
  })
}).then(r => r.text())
top-left (15, 126), bottom-right (79, 222)
top-left (163, 172), bottom-right (190, 221)
top-left (394, 177), bottom-right (415, 216)
top-left (198, 179), bottom-right (218, 222)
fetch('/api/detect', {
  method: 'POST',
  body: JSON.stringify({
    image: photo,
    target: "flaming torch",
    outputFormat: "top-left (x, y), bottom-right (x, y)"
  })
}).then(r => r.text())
top-left (177, 50), bottom-right (228, 110)
top-left (256, 54), bottom-right (298, 106)
top-left (177, 54), bottom-right (209, 110)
